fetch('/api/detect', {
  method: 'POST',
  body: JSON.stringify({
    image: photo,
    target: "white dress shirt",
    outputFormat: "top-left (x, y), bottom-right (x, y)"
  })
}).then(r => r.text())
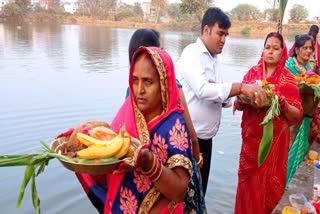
top-left (176, 38), bottom-right (232, 139)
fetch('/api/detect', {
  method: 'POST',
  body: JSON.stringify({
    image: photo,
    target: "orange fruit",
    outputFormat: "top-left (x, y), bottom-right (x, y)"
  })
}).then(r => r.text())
top-left (309, 150), bottom-right (319, 161)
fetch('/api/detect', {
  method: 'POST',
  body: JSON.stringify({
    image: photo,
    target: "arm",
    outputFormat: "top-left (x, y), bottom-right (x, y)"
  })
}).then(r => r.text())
top-left (178, 50), bottom-right (231, 103)
top-left (283, 104), bottom-right (301, 122)
top-left (279, 96), bottom-right (303, 122)
top-left (138, 150), bottom-right (190, 202)
top-left (229, 82), bottom-right (267, 107)
top-left (179, 88), bottom-right (201, 165)
top-left (179, 51), bottom-right (266, 105)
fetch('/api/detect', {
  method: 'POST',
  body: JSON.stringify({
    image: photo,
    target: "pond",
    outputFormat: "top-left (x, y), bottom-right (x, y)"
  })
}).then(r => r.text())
top-left (0, 23), bottom-right (293, 213)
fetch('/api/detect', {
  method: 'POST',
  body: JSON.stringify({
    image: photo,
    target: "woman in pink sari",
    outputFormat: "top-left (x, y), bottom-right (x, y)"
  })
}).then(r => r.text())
top-left (233, 32), bottom-right (302, 214)
top-left (77, 46), bottom-right (195, 213)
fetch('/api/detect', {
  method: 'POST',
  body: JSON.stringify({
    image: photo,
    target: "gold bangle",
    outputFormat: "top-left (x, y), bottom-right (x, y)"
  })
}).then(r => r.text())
top-left (197, 154), bottom-right (203, 165)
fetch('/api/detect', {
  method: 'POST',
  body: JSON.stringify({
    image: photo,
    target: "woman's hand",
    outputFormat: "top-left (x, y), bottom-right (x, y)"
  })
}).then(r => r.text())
top-left (113, 162), bottom-right (134, 174)
top-left (196, 153), bottom-right (203, 168)
top-left (123, 136), bottom-right (151, 167)
top-left (136, 148), bottom-right (154, 171)
top-left (233, 97), bottom-right (245, 112)
top-left (279, 95), bottom-right (289, 112)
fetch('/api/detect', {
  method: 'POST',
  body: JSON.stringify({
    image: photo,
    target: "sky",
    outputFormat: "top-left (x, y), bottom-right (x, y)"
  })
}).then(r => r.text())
top-left (124, 0), bottom-right (319, 21)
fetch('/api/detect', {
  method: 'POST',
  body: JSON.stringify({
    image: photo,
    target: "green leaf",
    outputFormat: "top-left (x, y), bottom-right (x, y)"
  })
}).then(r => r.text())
top-left (258, 120), bottom-right (273, 166)
top-left (31, 173), bottom-right (40, 212)
top-left (258, 96), bottom-right (280, 166)
top-left (16, 165), bottom-right (35, 208)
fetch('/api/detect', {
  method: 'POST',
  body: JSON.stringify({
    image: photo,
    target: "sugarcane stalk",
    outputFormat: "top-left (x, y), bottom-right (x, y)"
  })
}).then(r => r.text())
top-left (275, 0), bottom-right (288, 34)
top-left (0, 141), bottom-right (76, 213)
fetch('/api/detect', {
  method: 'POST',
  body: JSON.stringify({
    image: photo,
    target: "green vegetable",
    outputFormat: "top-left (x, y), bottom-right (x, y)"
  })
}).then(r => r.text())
top-left (0, 141), bottom-right (76, 214)
top-left (258, 95), bottom-right (280, 166)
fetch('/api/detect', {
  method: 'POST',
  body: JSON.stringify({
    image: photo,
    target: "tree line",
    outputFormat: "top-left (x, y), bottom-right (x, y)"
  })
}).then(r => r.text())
top-left (0, 0), bottom-right (315, 24)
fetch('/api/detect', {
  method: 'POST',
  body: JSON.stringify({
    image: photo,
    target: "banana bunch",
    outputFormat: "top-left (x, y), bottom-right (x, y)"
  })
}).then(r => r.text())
top-left (76, 124), bottom-right (131, 159)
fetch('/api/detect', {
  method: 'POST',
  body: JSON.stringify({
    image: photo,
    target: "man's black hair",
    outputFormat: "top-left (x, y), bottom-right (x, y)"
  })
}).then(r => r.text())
top-left (201, 7), bottom-right (231, 35)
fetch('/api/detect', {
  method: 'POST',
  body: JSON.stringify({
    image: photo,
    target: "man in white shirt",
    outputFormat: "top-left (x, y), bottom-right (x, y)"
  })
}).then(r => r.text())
top-left (177, 7), bottom-right (267, 195)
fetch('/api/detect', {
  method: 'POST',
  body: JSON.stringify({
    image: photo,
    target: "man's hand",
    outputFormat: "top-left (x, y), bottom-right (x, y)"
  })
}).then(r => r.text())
top-left (241, 84), bottom-right (267, 107)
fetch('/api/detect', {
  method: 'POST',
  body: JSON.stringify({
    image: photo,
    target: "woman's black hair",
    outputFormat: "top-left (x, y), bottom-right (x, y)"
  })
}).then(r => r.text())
top-left (128, 28), bottom-right (160, 64)
top-left (292, 34), bottom-right (314, 57)
top-left (308, 25), bottom-right (319, 38)
top-left (263, 32), bottom-right (284, 49)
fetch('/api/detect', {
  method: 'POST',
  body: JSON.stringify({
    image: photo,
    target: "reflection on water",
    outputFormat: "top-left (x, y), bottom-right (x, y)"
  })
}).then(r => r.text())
top-left (0, 23), bottom-right (289, 213)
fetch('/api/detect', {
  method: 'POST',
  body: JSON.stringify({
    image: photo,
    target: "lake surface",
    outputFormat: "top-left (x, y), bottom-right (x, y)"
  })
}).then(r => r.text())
top-left (0, 23), bottom-right (293, 214)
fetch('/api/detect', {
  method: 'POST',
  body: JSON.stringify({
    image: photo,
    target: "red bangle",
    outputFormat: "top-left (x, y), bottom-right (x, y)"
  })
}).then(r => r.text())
top-left (141, 154), bottom-right (163, 182)
top-left (141, 153), bottom-right (156, 175)
top-left (150, 162), bottom-right (163, 182)
top-left (147, 158), bottom-right (160, 178)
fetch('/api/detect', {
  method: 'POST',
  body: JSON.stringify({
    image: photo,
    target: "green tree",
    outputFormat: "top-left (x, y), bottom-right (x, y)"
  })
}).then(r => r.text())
top-left (167, 3), bottom-right (180, 19)
top-left (115, 3), bottom-right (143, 22)
top-left (1, 2), bottom-right (24, 16)
top-left (151, 0), bottom-right (167, 24)
top-left (263, 8), bottom-right (279, 22)
top-left (230, 4), bottom-right (262, 21)
top-left (179, 0), bottom-right (214, 22)
top-left (15, 0), bottom-right (30, 8)
top-left (133, 2), bottom-right (143, 17)
top-left (76, 0), bottom-right (117, 18)
top-left (289, 4), bottom-right (308, 23)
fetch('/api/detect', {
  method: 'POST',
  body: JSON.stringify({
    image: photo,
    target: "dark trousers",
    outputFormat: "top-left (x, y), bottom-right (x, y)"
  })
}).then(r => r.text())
top-left (198, 137), bottom-right (212, 196)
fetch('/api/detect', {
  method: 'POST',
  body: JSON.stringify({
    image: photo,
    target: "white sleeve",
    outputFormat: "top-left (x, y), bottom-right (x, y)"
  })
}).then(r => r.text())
top-left (178, 48), bottom-right (232, 103)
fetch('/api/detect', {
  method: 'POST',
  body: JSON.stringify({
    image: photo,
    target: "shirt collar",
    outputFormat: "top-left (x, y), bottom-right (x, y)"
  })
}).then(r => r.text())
top-left (196, 37), bottom-right (218, 61)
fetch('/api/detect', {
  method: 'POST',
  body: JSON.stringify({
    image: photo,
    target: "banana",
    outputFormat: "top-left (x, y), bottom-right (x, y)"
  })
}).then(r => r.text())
top-left (76, 133), bottom-right (113, 147)
top-left (77, 135), bottom-right (124, 159)
top-left (114, 136), bottom-right (130, 159)
top-left (114, 123), bottom-right (131, 159)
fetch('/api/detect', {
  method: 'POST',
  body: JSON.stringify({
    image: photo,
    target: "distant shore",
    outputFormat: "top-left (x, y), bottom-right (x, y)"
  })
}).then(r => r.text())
top-left (1, 13), bottom-right (314, 40)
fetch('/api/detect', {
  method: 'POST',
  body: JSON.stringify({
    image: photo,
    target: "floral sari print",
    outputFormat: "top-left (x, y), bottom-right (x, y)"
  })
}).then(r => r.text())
top-left (76, 47), bottom-right (195, 214)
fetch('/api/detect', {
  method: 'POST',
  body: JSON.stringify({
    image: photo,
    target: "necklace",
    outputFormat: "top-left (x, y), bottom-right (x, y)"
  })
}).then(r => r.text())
top-left (293, 57), bottom-right (307, 75)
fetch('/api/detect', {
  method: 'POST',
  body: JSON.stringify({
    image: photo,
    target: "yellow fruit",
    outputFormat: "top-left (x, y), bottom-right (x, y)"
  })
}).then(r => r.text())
top-left (77, 135), bottom-right (124, 159)
top-left (114, 123), bottom-right (131, 159)
top-left (114, 136), bottom-right (130, 159)
top-left (281, 206), bottom-right (300, 214)
top-left (76, 132), bottom-right (113, 147)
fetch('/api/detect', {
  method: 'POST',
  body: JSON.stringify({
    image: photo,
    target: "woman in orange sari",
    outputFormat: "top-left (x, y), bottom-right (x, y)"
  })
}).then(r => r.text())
top-left (234, 32), bottom-right (302, 214)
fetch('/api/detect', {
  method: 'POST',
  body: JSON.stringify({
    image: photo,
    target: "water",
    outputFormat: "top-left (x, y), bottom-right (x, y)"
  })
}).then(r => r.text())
top-left (0, 23), bottom-right (293, 214)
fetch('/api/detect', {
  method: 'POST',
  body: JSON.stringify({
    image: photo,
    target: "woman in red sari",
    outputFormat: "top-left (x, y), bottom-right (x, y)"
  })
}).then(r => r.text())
top-left (234, 32), bottom-right (303, 214)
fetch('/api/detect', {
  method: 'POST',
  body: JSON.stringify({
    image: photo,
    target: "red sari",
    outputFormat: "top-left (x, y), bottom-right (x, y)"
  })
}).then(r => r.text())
top-left (235, 40), bottom-right (302, 214)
